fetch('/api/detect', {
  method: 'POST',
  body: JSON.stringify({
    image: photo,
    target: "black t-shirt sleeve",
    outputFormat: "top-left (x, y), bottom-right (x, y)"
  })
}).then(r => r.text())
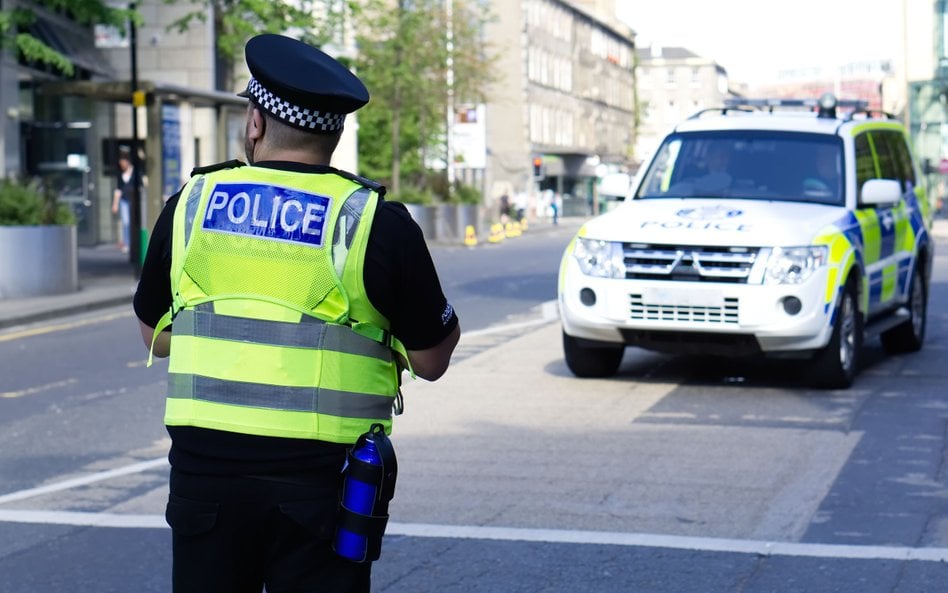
top-left (363, 201), bottom-right (458, 351)
top-left (133, 193), bottom-right (178, 327)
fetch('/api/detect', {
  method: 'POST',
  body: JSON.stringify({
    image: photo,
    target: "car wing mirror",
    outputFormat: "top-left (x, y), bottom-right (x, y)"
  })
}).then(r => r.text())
top-left (860, 179), bottom-right (902, 207)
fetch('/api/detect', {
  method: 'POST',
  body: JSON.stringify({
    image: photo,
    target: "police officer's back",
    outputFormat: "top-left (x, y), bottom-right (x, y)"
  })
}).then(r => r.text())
top-left (133, 33), bottom-right (460, 593)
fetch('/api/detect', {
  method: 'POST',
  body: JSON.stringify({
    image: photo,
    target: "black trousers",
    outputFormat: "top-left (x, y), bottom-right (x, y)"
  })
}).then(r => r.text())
top-left (167, 468), bottom-right (371, 593)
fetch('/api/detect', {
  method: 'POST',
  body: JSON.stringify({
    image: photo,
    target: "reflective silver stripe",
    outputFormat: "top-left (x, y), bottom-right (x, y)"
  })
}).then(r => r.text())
top-left (168, 372), bottom-right (394, 418)
top-left (337, 187), bottom-right (372, 250)
top-left (183, 176), bottom-right (205, 247)
top-left (333, 187), bottom-right (372, 275)
top-left (173, 308), bottom-right (392, 361)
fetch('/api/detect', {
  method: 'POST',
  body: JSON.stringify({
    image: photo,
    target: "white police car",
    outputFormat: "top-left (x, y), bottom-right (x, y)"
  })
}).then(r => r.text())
top-left (558, 94), bottom-right (935, 388)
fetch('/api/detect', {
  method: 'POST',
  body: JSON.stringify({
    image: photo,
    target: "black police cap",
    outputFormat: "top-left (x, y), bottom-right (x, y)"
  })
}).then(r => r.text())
top-left (238, 34), bottom-right (369, 134)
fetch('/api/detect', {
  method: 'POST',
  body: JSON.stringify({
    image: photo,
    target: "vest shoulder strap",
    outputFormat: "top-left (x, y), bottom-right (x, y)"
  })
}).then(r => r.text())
top-left (334, 169), bottom-right (387, 198)
top-left (190, 159), bottom-right (246, 176)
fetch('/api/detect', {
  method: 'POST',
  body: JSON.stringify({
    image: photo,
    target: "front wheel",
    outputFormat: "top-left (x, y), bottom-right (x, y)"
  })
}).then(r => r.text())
top-left (809, 280), bottom-right (862, 389)
top-left (880, 265), bottom-right (927, 354)
top-left (563, 332), bottom-right (624, 378)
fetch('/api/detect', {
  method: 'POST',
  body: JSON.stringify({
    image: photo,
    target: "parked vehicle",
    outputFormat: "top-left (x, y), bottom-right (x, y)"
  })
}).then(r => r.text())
top-left (558, 94), bottom-right (935, 388)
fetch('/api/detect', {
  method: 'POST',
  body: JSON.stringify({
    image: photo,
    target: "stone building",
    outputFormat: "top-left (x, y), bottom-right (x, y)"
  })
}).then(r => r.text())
top-left (632, 46), bottom-right (733, 167)
top-left (480, 0), bottom-right (636, 217)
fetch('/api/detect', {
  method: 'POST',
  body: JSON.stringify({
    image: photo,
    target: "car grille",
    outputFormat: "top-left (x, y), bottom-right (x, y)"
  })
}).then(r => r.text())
top-left (629, 294), bottom-right (740, 324)
top-left (623, 243), bottom-right (760, 284)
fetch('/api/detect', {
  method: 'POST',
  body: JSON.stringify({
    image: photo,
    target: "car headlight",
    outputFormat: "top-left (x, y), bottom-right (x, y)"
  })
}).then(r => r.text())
top-left (573, 238), bottom-right (625, 278)
top-left (764, 246), bottom-right (827, 284)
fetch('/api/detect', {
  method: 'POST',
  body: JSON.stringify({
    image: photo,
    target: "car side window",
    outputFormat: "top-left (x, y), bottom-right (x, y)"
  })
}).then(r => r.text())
top-left (854, 133), bottom-right (875, 202)
top-left (872, 131), bottom-right (900, 183)
top-left (886, 131), bottom-right (917, 191)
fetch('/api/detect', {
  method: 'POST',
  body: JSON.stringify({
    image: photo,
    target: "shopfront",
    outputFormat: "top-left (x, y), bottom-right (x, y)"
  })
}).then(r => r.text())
top-left (27, 80), bottom-right (247, 247)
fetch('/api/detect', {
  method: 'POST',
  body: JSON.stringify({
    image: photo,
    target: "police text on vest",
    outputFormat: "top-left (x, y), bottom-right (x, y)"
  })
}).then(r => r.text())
top-left (203, 182), bottom-right (332, 247)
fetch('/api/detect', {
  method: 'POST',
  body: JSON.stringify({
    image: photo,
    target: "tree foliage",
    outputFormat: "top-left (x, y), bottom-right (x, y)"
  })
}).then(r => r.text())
top-left (0, 1), bottom-right (134, 76)
top-left (352, 0), bottom-right (496, 199)
top-left (163, 0), bottom-right (350, 61)
top-left (164, 0), bottom-right (498, 196)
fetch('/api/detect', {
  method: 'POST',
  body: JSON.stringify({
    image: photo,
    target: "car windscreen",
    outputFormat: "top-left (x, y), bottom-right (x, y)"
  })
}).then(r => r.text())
top-left (634, 131), bottom-right (844, 206)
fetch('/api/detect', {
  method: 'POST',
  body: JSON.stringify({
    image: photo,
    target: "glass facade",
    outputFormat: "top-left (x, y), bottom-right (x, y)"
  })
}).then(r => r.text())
top-left (907, 1), bottom-right (948, 204)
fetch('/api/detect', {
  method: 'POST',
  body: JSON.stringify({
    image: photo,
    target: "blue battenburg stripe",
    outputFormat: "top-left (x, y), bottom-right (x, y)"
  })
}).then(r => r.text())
top-left (877, 207), bottom-right (896, 260)
top-left (836, 212), bottom-right (865, 269)
top-left (868, 269), bottom-right (884, 305)
top-left (905, 191), bottom-right (924, 236)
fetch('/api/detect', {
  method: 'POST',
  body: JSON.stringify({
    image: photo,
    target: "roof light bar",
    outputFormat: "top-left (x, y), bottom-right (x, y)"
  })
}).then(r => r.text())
top-left (722, 94), bottom-right (868, 119)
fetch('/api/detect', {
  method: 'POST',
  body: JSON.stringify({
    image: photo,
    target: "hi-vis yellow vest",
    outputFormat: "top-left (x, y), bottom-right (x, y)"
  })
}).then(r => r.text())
top-left (150, 165), bottom-right (408, 444)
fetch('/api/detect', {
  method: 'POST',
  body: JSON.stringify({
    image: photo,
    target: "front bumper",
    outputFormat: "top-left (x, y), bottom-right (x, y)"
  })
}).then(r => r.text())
top-left (558, 259), bottom-right (837, 355)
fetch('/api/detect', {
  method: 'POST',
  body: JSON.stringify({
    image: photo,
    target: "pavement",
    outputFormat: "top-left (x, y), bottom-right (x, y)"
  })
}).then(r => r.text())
top-left (2, 215), bottom-right (945, 331)
top-left (0, 244), bottom-right (139, 330)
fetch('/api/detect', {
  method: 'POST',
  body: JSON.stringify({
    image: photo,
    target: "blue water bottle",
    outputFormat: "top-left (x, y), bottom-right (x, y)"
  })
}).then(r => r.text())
top-left (335, 435), bottom-right (381, 561)
top-left (334, 423), bottom-right (396, 562)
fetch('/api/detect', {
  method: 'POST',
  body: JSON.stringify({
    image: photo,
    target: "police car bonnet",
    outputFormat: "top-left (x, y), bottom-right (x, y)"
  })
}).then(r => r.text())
top-left (238, 33), bottom-right (369, 134)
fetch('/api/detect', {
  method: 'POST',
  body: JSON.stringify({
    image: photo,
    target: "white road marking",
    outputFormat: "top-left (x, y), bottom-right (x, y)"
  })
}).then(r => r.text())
top-left (0, 510), bottom-right (945, 563)
top-left (1, 378), bottom-right (78, 399)
top-left (0, 509), bottom-right (166, 528)
top-left (0, 457), bottom-right (168, 505)
top-left (387, 523), bottom-right (948, 562)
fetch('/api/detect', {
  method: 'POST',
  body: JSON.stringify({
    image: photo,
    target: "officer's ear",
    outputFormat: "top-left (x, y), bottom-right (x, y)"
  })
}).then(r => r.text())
top-left (247, 105), bottom-right (266, 142)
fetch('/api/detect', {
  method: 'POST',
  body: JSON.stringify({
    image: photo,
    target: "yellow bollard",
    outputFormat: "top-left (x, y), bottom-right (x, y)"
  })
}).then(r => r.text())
top-left (488, 223), bottom-right (505, 243)
top-left (464, 225), bottom-right (478, 247)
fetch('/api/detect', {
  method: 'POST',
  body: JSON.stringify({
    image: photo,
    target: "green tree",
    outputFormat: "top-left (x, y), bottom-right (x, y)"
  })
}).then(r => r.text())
top-left (353, 0), bottom-right (496, 198)
top-left (0, 0), bottom-right (133, 76)
top-left (164, 0), bottom-right (352, 89)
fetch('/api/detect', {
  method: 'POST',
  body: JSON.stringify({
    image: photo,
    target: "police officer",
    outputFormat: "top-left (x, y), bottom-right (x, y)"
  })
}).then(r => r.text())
top-left (133, 33), bottom-right (460, 593)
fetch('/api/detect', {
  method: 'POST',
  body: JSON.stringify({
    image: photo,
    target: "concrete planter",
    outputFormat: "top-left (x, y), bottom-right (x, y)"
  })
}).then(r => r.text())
top-left (401, 203), bottom-right (479, 243)
top-left (456, 204), bottom-right (479, 237)
top-left (0, 225), bottom-right (78, 298)
top-left (404, 204), bottom-right (438, 241)
top-left (436, 204), bottom-right (459, 242)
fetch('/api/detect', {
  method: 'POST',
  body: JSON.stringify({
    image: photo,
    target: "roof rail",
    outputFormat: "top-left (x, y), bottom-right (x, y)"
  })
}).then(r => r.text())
top-left (686, 106), bottom-right (755, 120)
top-left (845, 108), bottom-right (898, 122)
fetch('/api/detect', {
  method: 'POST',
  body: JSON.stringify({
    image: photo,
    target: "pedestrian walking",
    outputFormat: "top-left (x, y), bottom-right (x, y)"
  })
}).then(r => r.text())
top-left (499, 192), bottom-right (511, 223)
top-left (111, 147), bottom-right (134, 253)
top-left (133, 33), bottom-right (460, 593)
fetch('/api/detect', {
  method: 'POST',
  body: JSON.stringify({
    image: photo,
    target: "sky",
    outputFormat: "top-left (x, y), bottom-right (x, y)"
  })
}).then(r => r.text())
top-left (616, 0), bottom-right (903, 86)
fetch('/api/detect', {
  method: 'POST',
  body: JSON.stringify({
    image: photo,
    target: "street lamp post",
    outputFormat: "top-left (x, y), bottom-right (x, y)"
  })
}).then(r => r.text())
top-left (445, 0), bottom-right (455, 198)
top-left (129, 2), bottom-right (143, 275)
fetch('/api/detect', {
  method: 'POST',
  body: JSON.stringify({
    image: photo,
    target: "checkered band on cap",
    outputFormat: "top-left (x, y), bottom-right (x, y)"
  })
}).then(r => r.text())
top-left (246, 77), bottom-right (347, 133)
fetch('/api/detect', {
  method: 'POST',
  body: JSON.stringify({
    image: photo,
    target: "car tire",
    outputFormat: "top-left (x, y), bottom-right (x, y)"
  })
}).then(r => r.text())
top-left (563, 332), bottom-right (624, 378)
top-left (880, 265), bottom-right (927, 354)
top-left (809, 279), bottom-right (861, 389)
